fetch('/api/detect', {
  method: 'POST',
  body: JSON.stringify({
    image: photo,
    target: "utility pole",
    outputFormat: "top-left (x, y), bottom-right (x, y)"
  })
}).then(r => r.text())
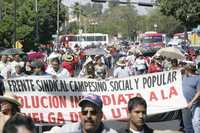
top-left (13, 0), bottom-right (17, 48)
top-left (56, 0), bottom-right (60, 49)
top-left (57, 0), bottom-right (60, 35)
top-left (35, 0), bottom-right (39, 46)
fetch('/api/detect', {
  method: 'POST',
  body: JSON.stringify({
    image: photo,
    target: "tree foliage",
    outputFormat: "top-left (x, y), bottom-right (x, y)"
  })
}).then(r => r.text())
top-left (141, 9), bottom-right (183, 35)
top-left (68, 2), bottom-right (182, 39)
top-left (157, 0), bottom-right (200, 29)
top-left (0, 0), bottom-right (192, 49)
top-left (98, 4), bottom-right (138, 40)
top-left (0, 0), bottom-right (65, 50)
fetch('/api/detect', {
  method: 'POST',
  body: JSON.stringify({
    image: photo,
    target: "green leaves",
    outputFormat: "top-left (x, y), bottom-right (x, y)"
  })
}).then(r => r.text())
top-left (0, 0), bottom-right (65, 49)
top-left (157, 0), bottom-right (200, 28)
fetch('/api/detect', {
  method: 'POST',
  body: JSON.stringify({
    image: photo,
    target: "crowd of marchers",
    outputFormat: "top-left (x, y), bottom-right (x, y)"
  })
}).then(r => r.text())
top-left (0, 42), bottom-right (199, 133)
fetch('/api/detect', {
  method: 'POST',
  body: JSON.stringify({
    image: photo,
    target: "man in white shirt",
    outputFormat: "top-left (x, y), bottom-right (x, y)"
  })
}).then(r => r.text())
top-left (134, 54), bottom-right (148, 75)
top-left (113, 58), bottom-right (131, 78)
top-left (10, 54), bottom-right (24, 74)
top-left (46, 57), bottom-right (70, 78)
top-left (0, 55), bottom-right (12, 79)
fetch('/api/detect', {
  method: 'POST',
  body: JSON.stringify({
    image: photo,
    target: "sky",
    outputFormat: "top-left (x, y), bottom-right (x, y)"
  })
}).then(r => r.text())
top-left (61, 0), bottom-right (154, 15)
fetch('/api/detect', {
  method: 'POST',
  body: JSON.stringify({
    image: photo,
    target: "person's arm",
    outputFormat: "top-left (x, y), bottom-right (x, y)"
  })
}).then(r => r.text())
top-left (188, 90), bottom-right (200, 108)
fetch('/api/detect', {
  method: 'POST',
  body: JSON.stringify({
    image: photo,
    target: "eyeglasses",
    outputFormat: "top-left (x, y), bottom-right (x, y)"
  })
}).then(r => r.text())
top-left (81, 110), bottom-right (98, 116)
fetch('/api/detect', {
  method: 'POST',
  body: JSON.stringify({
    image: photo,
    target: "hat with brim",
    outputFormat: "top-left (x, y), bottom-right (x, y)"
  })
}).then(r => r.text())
top-left (83, 56), bottom-right (93, 66)
top-left (79, 94), bottom-right (103, 110)
top-left (0, 92), bottom-right (20, 106)
top-left (63, 54), bottom-right (73, 62)
top-left (116, 59), bottom-right (126, 66)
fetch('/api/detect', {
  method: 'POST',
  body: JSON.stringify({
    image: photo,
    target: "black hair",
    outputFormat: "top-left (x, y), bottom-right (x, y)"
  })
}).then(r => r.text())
top-left (128, 97), bottom-right (147, 112)
top-left (3, 113), bottom-right (35, 133)
top-left (171, 59), bottom-right (178, 66)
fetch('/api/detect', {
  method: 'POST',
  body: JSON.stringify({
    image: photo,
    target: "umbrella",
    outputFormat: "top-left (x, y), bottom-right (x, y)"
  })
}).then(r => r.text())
top-left (84, 48), bottom-right (106, 55)
top-left (155, 47), bottom-right (185, 60)
top-left (27, 51), bottom-right (45, 61)
top-left (0, 47), bottom-right (6, 52)
top-left (0, 48), bottom-right (24, 55)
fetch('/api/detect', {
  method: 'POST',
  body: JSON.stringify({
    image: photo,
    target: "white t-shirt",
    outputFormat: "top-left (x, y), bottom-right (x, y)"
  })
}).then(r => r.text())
top-left (10, 61), bottom-right (24, 74)
top-left (113, 66), bottom-right (131, 78)
top-left (0, 62), bottom-right (7, 72)
top-left (129, 128), bottom-right (144, 133)
top-left (46, 65), bottom-right (71, 78)
top-left (135, 58), bottom-right (147, 70)
top-left (0, 64), bottom-right (11, 79)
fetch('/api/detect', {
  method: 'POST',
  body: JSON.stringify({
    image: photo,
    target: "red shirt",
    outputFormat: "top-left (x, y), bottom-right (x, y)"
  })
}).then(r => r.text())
top-left (62, 61), bottom-right (74, 76)
top-left (148, 63), bottom-right (161, 73)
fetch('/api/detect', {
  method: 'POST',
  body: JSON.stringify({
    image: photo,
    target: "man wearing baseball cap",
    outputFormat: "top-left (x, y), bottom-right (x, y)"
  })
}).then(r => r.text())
top-left (59, 94), bottom-right (118, 133)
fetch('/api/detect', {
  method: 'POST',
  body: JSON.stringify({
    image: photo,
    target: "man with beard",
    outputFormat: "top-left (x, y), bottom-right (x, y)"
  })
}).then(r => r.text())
top-left (59, 94), bottom-right (118, 133)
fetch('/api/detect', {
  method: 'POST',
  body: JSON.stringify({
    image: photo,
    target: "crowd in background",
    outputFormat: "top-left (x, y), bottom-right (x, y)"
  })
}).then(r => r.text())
top-left (0, 43), bottom-right (200, 133)
top-left (0, 43), bottom-right (199, 80)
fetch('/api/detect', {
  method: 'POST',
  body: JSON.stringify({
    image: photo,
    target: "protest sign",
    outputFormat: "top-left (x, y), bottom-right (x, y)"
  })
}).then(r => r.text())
top-left (3, 70), bottom-right (187, 124)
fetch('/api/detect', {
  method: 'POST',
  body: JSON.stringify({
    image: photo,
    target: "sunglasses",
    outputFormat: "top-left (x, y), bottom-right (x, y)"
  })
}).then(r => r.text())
top-left (81, 110), bottom-right (98, 116)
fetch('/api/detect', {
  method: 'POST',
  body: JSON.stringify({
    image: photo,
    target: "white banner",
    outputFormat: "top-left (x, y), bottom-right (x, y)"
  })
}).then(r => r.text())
top-left (3, 70), bottom-right (187, 124)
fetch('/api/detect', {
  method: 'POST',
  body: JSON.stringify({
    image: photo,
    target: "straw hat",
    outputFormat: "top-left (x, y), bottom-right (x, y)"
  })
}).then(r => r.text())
top-left (0, 92), bottom-right (20, 106)
top-left (116, 58), bottom-right (126, 66)
top-left (83, 56), bottom-right (93, 66)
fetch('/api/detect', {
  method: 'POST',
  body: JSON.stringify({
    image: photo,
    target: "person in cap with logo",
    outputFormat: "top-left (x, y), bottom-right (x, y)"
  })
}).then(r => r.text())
top-left (59, 94), bottom-right (118, 133)
top-left (0, 92), bottom-right (21, 133)
top-left (113, 57), bottom-right (132, 78)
